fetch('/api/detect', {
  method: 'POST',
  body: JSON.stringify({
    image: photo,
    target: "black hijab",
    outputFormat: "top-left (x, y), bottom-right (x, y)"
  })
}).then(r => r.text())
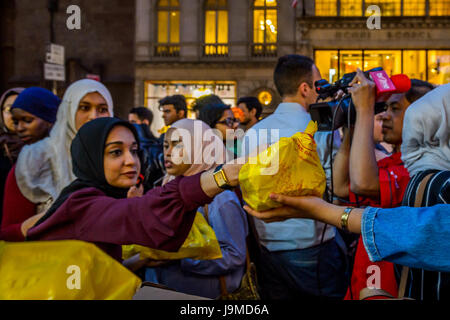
top-left (34, 117), bottom-right (142, 227)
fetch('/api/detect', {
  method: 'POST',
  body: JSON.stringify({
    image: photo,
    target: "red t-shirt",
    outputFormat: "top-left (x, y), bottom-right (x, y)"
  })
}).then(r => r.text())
top-left (0, 165), bottom-right (37, 241)
top-left (345, 152), bottom-right (410, 300)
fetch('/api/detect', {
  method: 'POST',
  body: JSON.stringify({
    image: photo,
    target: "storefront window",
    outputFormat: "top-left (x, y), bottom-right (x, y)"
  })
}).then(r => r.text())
top-left (428, 50), bottom-right (450, 84)
top-left (145, 81), bottom-right (237, 135)
top-left (364, 50), bottom-right (402, 76)
top-left (316, 49), bottom-right (449, 86)
top-left (339, 50), bottom-right (363, 75)
top-left (403, 50), bottom-right (427, 80)
top-left (315, 50), bottom-right (339, 83)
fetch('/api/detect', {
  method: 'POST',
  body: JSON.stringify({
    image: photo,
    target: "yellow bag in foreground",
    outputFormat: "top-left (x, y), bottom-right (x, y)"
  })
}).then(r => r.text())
top-left (0, 240), bottom-right (141, 300)
top-left (122, 211), bottom-right (222, 261)
top-left (239, 121), bottom-right (326, 211)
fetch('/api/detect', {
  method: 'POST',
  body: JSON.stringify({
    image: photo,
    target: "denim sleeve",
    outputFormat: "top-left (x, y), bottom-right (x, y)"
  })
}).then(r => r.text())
top-left (361, 204), bottom-right (450, 272)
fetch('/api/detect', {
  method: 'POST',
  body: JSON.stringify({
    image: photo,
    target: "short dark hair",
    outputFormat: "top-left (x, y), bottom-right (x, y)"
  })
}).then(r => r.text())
top-left (129, 107), bottom-right (153, 124)
top-left (405, 79), bottom-right (435, 103)
top-left (237, 96), bottom-right (262, 119)
top-left (274, 54), bottom-right (315, 97)
top-left (192, 94), bottom-right (224, 113)
top-left (198, 103), bottom-right (230, 128)
top-left (158, 95), bottom-right (187, 115)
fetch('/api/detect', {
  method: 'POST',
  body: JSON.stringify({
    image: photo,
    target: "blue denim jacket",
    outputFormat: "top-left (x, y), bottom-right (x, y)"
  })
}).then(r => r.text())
top-left (362, 204), bottom-right (450, 272)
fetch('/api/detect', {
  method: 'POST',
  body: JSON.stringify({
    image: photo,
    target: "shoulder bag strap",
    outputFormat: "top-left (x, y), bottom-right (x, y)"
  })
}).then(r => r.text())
top-left (398, 172), bottom-right (435, 298)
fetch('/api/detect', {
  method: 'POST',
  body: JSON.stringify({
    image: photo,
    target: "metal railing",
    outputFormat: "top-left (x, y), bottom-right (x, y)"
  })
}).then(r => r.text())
top-left (154, 44), bottom-right (180, 57)
top-left (251, 44), bottom-right (277, 57)
top-left (203, 44), bottom-right (229, 57)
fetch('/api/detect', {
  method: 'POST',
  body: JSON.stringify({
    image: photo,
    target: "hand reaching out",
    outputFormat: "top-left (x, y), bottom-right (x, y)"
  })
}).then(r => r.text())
top-left (127, 184), bottom-right (144, 198)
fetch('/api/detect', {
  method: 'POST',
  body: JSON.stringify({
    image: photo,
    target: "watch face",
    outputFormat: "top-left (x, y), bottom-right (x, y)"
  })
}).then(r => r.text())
top-left (214, 170), bottom-right (232, 189)
top-left (214, 171), bottom-right (225, 186)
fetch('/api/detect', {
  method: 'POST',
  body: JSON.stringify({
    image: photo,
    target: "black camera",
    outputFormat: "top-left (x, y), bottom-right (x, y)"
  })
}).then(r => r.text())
top-left (310, 67), bottom-right (386, 131)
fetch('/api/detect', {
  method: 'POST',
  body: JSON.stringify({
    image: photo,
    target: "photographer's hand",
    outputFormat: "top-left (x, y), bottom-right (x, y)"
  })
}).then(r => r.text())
top-left (348, 68), bottom-right (376, 114)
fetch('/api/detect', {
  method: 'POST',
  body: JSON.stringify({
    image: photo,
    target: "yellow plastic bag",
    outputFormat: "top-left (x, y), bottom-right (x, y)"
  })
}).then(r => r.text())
top-left (122, 211), bottom-right (222, 261)
top-left (0, 240), bottom-right (141, 300)
top-left (239, 121), bottom-right (326, 211)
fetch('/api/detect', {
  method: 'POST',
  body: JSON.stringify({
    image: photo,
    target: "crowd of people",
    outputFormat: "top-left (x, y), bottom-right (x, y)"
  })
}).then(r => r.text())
top-left (0, 53), bottom-right (448, 301)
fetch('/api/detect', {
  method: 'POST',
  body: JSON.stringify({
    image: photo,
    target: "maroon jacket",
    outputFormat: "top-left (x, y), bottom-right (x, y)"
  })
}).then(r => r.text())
top-left (27, 173), bottom-right (212, 261)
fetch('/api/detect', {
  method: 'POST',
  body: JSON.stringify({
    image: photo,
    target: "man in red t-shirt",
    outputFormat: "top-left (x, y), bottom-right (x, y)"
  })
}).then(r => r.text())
top-left (332, 71), bottom-right (434, 299)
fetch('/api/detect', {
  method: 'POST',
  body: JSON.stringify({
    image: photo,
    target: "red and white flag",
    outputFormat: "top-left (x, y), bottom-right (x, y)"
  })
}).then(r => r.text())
top-left (291, 0), bottom-right (298, 8)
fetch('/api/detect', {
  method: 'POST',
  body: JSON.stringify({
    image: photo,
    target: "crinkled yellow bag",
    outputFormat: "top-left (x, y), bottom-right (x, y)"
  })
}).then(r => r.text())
top-left (122, 211), bottom-right (222, 261)
top-left (0, 240), bottom-right (141, 300)
top-left (239, 121), bottom-right (326, 211)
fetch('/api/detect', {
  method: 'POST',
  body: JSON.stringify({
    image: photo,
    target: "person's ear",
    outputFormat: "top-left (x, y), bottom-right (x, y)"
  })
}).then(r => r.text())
top-left (298, 82), bottom-right (310, 98)
top-left (178, 110), bottom-right (186, 118)
top-left (250, 108), bottom-right (257, 118)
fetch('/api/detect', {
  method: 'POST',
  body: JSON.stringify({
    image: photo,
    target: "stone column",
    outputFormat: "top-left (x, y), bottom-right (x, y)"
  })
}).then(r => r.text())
top-left (229, 0), bottom-right (249, 60)
top-left (135, 0), bottom-right (152, 61)
top-left (180, 0), bottom-right (200, 60)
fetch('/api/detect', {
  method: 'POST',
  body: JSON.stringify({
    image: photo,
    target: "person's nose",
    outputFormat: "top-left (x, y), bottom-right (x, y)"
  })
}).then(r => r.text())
top-left (124, 149), bottom-right (137, 167)
top-left (381, 111), bottom-right (391, 121)
top-left (164, 145), bottom-right (173, 160)
top-left (16, 121), bottom-right (26, 133)
top-left (88, 109), bottom-right (100, 121)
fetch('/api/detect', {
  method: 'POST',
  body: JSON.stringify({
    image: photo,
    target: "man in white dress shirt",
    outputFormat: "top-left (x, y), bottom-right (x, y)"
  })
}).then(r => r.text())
top-left (241, 55), bottom-right (347, 299)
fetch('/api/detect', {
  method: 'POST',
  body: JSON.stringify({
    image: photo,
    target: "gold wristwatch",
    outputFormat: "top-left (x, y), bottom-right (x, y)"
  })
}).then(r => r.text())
top-left (213, 164), bottom-right (234, 190)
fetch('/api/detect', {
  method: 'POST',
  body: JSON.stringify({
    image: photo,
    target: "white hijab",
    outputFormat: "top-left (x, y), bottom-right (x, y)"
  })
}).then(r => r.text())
top-left (401, 83), bottom-right (450, 176)
top-left (15, 79), bottom-right (114, 208)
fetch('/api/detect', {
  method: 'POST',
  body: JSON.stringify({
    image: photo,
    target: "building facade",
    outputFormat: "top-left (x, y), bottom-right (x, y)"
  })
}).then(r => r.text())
top-left (299, 0), bottom-right (450, 85)
top-left (135, 0), bottom-right (449, 136)
top-left (134, 0), bottom-right (297, 135)
top-left (0, 0), bottom-right (136, 119)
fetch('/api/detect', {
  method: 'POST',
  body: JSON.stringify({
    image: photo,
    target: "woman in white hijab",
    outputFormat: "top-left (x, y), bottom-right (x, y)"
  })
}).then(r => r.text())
top-left (1, 79), bottom-right (113, 241)
top-left (144, 119), bottom-right (249, 299)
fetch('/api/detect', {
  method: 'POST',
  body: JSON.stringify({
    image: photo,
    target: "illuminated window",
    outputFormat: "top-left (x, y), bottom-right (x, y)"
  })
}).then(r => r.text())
top-left (403, 0), bottom-right (426, 16)
top-left (429, 0), bottom-right (450, 16)
top-left (364, 0), bottom-right (401, 16)
top-left (156, 0), bottom-right (180, 57)
top-left (364, 50), bottom-right (402, 75)
top-left (315, 50), bottom-right (339, 83)
top-left (339, 50), bottom-right (363, 75)
top-left (340, 0), bottom-right (363, 16)
top-left (316, 0), bottom-right (430, 16)
top-left (316, 49), bottom-right (448, 86)
top-left (204, 0), bottom-right (228, 56)
top-left (315, 0), bottom-right (337, 16)
top-left (252, 0), bottom-right (277, 57)
top-left (428, 50), bottom-right (450, 84)
top-left (403, 50), bottom-right (427, 80)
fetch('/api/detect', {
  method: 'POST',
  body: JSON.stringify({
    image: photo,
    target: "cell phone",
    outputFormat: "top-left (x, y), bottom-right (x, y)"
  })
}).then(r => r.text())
top-left (136, 174), bottom-right (145, 187)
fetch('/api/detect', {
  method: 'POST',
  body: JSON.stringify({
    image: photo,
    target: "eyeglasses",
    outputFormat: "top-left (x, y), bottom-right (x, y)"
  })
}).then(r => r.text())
top-left (216, 117), bottom-right (239, 127)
